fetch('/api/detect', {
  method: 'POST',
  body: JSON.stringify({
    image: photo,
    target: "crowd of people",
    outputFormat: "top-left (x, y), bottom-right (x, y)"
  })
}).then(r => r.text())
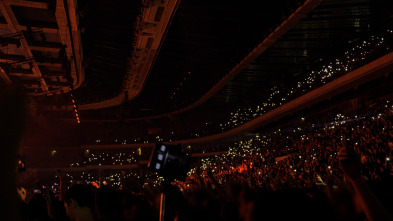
top-left (208, 29), bottom-right (393, 134)
top-left (78, 28), bottom-right (393, 145)
top-left (3, 89), bottom-right (392, 220)
top-left (3, 27), bottom-right (393, 220)
top-left (173, 97), bottom-right (393, 220)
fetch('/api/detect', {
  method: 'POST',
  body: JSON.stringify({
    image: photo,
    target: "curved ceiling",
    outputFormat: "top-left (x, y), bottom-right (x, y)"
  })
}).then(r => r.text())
top-left (76, 0), bottom-right (393, 121)
top-left (2, 0), bottom-right (393, 146)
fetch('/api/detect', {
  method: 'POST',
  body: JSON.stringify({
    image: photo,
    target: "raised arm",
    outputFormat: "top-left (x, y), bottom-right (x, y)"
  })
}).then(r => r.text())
top-left (56, 169), bottom-right (66, 202)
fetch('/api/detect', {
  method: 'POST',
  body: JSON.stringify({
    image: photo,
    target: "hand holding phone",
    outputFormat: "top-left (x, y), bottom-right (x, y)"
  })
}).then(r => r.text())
top-left (338, 138), bottom-right (362, 181)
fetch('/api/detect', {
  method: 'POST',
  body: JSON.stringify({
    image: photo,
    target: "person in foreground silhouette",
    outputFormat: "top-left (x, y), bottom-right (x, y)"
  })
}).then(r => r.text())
top-left (337, 142), bottom-right (393, 221)
top-left (64, 184), bottom-right (95, 221)
top-left (0, 86), bottom-right (26, 220)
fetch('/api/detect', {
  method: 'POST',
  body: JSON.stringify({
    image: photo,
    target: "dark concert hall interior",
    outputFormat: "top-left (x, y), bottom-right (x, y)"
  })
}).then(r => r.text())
top-left (2, 0), bottom-right (393, 220)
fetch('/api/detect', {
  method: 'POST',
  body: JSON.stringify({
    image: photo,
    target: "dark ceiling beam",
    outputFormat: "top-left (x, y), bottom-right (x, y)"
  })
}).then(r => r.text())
top-left (0, 53), bottom-right (26, 60)
top-left (0, 35), bottom-right (20, 45)
top-left (33, 55), bottom-right (62, 64)
top-left (43, 80), bottom-right (70, 87)
top-left (2, 0), bottom-right (49, 9)
top-left (5, 65), bottom-right (32, 73)
top-left (4, 65), bottom-right (34, 77)
top-left (78, 0), bottom-right (181, 110)
top-left (36, 61), bottom-right (62, 67)
top-left (8, 72), bottom-right (33, 77)
top-left (0, 66), bottom-right (12, 84)
top-left (21, 26), bottom-right (58, 34)
top-left (29, 45), bottom-right (61, 52)
top-left (0, 0), bottom-right (49, 92)
top-left (54, 0), bottom-right (84, 90)
top-left (0, 23), bottom-right (60, 35)
top-left (17, 78), bottom-right (40, 85)
top-left (28, 40), bottom-right (63, 48)
top-left (40, 69), bottom-right (66, 76)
